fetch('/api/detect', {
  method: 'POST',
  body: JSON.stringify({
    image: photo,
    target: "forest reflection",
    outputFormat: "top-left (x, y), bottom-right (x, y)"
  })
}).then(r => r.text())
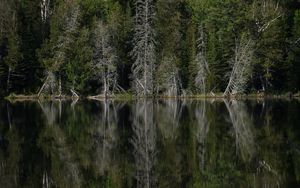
top-left (0, 99), bottom-right (299, 187)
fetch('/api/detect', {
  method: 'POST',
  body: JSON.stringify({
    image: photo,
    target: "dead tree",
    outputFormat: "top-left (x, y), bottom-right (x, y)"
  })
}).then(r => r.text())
top-left (131, 100), bottom-right (156, 188)
top-left (131, 0), bottom-right (156, 96)
top-left (92, 21), bottom-right (118, 98)
top-left (223, 38), bottom-right (254, 96)
top-left (40, 0), bottom-right (51, 23)
top-left (224, 100), bottom-right (255, 162)
top-left (156, 56), bottom-right (182, 97)
top-left (194, 25), bottom-right (209, 94)
top-left (252, 0), bottom-right (282, 34)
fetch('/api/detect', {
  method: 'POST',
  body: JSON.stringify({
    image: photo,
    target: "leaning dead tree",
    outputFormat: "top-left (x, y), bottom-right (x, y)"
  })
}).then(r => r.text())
top-left (223, 38), bottom-right (254, 96)
top-left (92, 21), bottom-right (118, 98)
top-left (131, 100), bottom-right (157, 188)
top-left (38, 3), bottom-right (80, 98)
top-left (156, 56), bottom-right (182, 97)
top-left (224, 100), bottom-right (255, 162)
top-left (131, 0), bottom-right (156, 96)
top-left (252, 0), bottom-right (282, 34)
top-left (194, 25), bottom-right (209, 94)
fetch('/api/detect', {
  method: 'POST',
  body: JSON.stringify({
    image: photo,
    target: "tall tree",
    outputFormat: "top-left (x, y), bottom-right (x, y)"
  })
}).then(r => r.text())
top-left (92, 21), bottom-right (118, 97)
top-left (131, 0), bottom-right (156, 96)
top-left (194, 25), bottom-right (210, 94)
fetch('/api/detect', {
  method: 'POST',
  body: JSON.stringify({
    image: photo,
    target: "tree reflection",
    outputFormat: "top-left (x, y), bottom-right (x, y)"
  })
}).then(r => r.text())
top-left (194, 100), bottom-right (210, 172)
top-left (155, 100), bottom-right (183, 140)
top-left (131, 100), bottom-right (157, 188)
top-left (38, 101), bottom-right (82, 188)
top-left (91, 100), bottom-right (119, 176)
top-left (224, 99), bottom-right (255, 162)
top-left (0, 126), bottom-right (23, 188)
top-left (38, 100), bottom-right (60, 125)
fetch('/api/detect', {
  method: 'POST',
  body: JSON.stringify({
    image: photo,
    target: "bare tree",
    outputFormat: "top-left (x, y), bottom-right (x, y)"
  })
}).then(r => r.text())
top-left (252, 0), bottom-right (282, 34)
top-left (131, 100), bottom-right (157, 188)
top-left (156, 56), bottom-right (182, 97)
top-left (224, 100), bottom-right (255, 162)
top-left (194, 26), bottom-right (209, 94)
top-left (92, 21), bottom-right (118, 98)
top-left (223, 38), bottom-right (254, 96)
top-left (131, 0), bottom-right (156, 96)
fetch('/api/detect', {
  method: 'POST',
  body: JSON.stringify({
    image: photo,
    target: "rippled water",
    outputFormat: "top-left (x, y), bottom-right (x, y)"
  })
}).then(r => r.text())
top-left (0, 99), bottom-right (299, 187)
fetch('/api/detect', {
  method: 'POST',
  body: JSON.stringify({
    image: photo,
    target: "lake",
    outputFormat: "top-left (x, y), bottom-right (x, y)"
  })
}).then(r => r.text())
top-left (0, 99), bottom-right (299, 187)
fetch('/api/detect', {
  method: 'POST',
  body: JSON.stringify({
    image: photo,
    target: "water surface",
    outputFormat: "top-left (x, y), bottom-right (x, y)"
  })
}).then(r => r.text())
top-left (0, 99), bottom-right (300, 187)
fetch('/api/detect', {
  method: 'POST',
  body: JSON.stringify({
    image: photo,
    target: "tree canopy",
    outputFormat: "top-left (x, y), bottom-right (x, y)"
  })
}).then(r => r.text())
top-left (0, 0), bottom-right (299, 96)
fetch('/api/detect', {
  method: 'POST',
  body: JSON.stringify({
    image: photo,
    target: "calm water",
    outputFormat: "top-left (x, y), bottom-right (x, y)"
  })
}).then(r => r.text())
top-left (0, 99), bottom-right (300, 188)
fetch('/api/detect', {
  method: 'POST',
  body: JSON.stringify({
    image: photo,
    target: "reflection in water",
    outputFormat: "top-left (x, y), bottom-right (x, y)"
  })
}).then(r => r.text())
top-left (38, 100), bottom-right (60, 125)
top-left (131, 100), bottom-right (156, 188)
top-left (224, 99), bottom-right (255, 162)
top-left (0, 99), bottom-right (299, 187)
top-left (194, 100), bottom-right (210, 172)
top-left (92, 100), bottom-right (118, 176)
top-left (0, 126), bottom-right (22, 188)
top-left (155, 100), bottom-right (183, 140)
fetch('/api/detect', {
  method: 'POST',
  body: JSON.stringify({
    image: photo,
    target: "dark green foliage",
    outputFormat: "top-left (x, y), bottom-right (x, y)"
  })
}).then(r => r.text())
top-left (0, 0), bottom-right (299, 96)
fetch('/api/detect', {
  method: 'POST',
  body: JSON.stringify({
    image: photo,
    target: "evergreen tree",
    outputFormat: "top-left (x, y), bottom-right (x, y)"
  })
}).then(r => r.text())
top-left (287, 9), bottom-right (300, 91)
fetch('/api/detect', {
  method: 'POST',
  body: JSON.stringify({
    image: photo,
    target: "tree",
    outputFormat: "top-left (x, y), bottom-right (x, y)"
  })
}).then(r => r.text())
top-left (131, 0), bottom-right (156, 96)
top-left (156, 56), bottom-right (182, 97)
top-left (251, 0), bottom-right (286, 91)
top-left (4, 30), bottom-right (23, 92)
top-left (1, 1), bottom-right (23, 93)
top-left (223, 37), bottom-right (254, 96)
top-left (155, 0), bottom-right (182, 96)
top-left (194, 25), bottom-right (210, 94)
top-left (92, 21), bottom-right (118, 97)
top-left (38, 0), bottom-right (81, 97)
top-left (287, 9), bottom-right (300, 91)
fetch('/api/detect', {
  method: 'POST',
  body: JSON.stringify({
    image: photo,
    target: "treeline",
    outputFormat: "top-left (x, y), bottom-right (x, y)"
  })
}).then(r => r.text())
top-left (0, 0), bottom-right (300, 97)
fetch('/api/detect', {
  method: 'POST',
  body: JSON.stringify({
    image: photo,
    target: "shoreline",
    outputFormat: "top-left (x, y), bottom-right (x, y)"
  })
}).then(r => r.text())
top-left (3, 92), bottom-right (300, 102)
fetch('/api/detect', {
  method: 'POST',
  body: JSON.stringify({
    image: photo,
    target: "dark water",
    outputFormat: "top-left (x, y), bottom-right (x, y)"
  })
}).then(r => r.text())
top-left (0, 99), bottom-right (300, 188)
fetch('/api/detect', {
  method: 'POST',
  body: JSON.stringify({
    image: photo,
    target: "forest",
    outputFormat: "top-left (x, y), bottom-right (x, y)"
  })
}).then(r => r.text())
top-left (0, 0), bottom-right (300, 98)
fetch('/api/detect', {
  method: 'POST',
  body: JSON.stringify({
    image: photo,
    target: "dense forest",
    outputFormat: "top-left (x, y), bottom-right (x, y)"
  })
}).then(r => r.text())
top-left (0, 0), bottom-right (300, 97)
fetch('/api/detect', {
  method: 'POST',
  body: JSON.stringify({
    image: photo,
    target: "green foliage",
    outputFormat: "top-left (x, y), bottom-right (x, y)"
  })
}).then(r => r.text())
top-left (0, 0), bottom-right (299, 96)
